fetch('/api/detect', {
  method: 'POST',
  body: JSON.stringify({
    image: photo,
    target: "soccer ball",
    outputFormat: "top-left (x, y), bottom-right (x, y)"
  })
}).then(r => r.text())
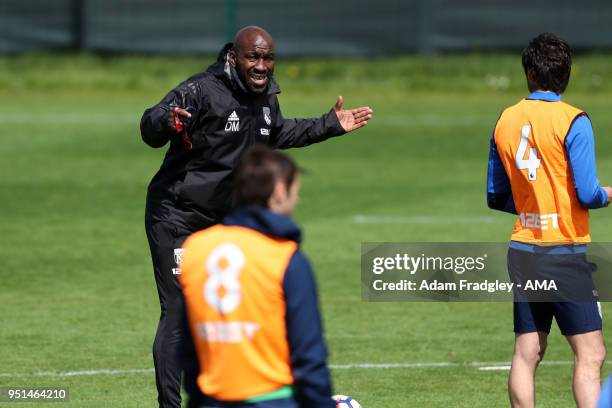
top-left (332, 394), bottom-right (361, 408)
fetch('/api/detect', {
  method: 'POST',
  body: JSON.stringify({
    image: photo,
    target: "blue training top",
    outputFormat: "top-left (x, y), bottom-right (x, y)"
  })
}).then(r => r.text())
top-left (486, 91), bottom-right (608, 251)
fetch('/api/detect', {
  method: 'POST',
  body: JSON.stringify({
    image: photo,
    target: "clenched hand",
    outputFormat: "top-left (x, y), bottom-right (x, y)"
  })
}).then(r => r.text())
top-left (168, 107), bottom-right (192, 132)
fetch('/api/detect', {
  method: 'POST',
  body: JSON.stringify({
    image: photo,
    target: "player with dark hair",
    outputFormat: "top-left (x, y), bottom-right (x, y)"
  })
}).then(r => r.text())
top-left (521, 32), bottom-right (572, 95)
top-left (179, 145), bottom-right (334, 408)
top-left (140, 25), bottom-right (372, 408)
top-left (487, 32), bottom-right (611, 407)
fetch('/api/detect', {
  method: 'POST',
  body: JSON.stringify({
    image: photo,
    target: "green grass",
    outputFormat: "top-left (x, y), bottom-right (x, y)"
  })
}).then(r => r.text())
top-left (2, 53), bottom-right (612, 407)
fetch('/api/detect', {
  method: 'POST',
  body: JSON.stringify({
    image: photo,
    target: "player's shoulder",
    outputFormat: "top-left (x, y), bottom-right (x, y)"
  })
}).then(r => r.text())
top-left (168, 71), bottom-right (209, 101)
top-left (558, 100), bottom-right (586, 117)
top-left (182, 224), bottom-right (224, 249)
top-left (287, 249), bottom-right (312, 271)
top-left (500, 98), bottom-right (528, 115)
top-left (501, 98), bottom-right (584, 118)
top-left (495, 99), bottom-right (526, 125)
top-left (179, 70), bottom-right (223, 90)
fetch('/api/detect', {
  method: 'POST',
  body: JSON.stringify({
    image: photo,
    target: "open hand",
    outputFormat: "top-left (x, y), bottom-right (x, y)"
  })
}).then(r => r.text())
top-left (333, 96), bottom-right (373, 132)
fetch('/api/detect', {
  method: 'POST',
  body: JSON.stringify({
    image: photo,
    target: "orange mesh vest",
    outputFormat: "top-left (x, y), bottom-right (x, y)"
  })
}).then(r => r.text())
top-left (179, 224), bottom-right (298, 401)
top-left (494, 98), bottom-right (589, 243)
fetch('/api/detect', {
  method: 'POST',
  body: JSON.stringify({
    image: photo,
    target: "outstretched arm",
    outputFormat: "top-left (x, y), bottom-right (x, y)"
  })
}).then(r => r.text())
top-left (270, 96), bottom-right (373, 149)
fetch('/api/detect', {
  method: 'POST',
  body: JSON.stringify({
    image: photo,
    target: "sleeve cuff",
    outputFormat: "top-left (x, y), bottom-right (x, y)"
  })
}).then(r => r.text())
top-left (325, 109), bottom-right (346, 136)
top-left (599, 187), bottom-right (609, 207)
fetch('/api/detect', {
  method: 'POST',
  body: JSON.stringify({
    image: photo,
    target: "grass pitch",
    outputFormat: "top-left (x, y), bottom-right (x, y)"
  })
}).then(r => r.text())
top-left (2, 54), bottom-right (612, 407)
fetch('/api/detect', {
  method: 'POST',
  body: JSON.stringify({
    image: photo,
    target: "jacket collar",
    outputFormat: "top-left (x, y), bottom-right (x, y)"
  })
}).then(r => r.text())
top-left (526, 90), bottom-right (562, 102)
top-left (223, 206), bottom-right (302, 243)
top-left (206, 43), bottom-right (281, 95)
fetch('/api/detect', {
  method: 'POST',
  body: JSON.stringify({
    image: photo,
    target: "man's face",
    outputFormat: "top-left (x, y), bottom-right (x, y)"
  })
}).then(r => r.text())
top-left (229, 34), bottom-right (275, 94)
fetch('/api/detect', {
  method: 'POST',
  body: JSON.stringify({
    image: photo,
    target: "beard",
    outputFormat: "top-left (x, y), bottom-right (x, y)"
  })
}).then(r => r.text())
top-left (236, 67), bottom-right (271, 94)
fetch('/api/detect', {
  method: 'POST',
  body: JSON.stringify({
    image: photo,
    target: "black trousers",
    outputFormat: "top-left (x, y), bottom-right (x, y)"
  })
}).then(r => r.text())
top-left (145, 218), bottom-right (205, 408)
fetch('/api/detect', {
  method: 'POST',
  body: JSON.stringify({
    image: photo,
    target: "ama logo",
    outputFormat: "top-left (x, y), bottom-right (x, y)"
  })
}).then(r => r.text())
top-left (225, 111), bottom-right (240, 132)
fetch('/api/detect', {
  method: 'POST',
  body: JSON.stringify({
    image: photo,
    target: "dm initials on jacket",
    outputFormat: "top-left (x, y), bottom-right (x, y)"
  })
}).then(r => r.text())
top-left (494, 99), bottom-right (590, 243)
top-left (179, 224), bottom-right (298, 401)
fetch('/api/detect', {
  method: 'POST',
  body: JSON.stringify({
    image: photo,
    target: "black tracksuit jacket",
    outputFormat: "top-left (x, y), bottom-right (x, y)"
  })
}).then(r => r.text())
top-left (140, 44), bottom-right (345, 229)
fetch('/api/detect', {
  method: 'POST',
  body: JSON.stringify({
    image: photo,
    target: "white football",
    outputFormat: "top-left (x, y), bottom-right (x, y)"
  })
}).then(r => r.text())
top-left (332, 394), bottom-right (362, 408)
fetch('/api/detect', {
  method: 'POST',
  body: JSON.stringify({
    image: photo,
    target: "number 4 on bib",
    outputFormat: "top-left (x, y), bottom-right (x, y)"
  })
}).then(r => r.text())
top-left (515, 124), bottom-right (541, 181)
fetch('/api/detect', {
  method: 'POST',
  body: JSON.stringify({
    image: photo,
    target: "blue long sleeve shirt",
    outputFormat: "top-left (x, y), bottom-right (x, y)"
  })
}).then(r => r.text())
top-left (223, 206), bottom-right (335, 408)
top-left (487, 91), bottom-right (608, 215)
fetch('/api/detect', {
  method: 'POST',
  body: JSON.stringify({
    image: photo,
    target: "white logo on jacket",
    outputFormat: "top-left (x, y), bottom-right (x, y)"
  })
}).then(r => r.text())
top-left (225, 111), bottom-right (240, 132)
top-left (263, 107), bottom-right (271, 126)
top-left (172, 248), bottom-right (185, 275)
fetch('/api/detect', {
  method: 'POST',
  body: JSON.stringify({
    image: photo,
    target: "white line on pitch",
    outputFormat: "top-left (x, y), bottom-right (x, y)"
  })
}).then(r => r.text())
top-left (380, 115), bottom-right (483, 127)
top-left (0, 361), bottom-right (581, 378)
top-left (478, 366), bottom-right (511, 371)
top-left (351, 215), bottom-right (503, 224)
top-left (330, 362), bottom-right (456, 369)
top-left (332, 361), bottom-right (577, 369)
top-left (0, 368), bottom-right (155, 378)
top-left (0, 113), bottom-right (483, 126)
top-left (0, 113), bottom-right (140, 124)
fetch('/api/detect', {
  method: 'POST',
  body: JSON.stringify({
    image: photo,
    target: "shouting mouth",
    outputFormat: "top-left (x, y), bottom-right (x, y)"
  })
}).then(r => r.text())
top-left (249, 71), bottom-right (268, 88)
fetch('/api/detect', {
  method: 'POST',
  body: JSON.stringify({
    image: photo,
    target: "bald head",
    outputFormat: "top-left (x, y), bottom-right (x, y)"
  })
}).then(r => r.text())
top-left (233, 26), bottom-right (274, 52)
top-left (228, 26), bottom-right (275, 94)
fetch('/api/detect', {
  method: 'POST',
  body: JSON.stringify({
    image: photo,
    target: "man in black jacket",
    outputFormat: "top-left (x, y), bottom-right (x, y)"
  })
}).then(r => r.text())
top-left (140, 26), bottom-right (372, 408)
